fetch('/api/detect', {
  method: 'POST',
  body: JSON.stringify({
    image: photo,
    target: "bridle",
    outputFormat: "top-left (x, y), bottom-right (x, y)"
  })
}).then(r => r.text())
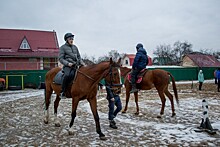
top-left (104, 64), bottom-right (123, 89)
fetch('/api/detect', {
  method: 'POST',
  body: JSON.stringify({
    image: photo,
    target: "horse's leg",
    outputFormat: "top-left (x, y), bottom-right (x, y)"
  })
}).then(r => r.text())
top-left (68, 98), bottom-right (79, 135)
top-left (134, 92), bottom-right (139, 115)
top-left (87, 98), bottom-right (107, 140)
top-left (164, 88), bottom-right (176, 117)
top-left (157, 90), bottom-right (166, 118)
top-left (122, 86), bottom-right (131, 113)
top-left (44, 86), bottom-right (53, 124)
top-left (54, 94), bottom-right (61, 127)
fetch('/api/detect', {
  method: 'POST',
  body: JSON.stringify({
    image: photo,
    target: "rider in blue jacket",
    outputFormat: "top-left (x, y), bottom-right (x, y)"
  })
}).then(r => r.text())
top-left (130, 43), bottom-right (148, 93)
top-left (216, 68), bottom-right (220, 92)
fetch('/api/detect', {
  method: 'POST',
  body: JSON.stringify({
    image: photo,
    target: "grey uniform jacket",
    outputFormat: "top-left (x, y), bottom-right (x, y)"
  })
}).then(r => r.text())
top-left (59, 43), bottom-right (84, 67)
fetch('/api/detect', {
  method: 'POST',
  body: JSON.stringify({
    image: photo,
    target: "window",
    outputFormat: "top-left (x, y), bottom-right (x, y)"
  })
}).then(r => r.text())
top-left (125, 60), bottom-right (128, 65)
top-left (20, 38), bottom-right (30, 49)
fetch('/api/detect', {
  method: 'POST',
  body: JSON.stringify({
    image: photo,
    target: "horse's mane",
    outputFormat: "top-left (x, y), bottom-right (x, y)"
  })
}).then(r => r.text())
top-left (120, 66), bottom-right (132, 77)
top-left (82, 61), bottom-right (109, 70)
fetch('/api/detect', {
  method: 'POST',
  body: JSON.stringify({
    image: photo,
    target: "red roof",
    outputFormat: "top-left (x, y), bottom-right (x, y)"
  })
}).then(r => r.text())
top-left (0, 29), bottom-right (59, 57)
top-left (124, 54), bottom-right (152, 66)
top-left (187, 54), bottom-right (220, 67)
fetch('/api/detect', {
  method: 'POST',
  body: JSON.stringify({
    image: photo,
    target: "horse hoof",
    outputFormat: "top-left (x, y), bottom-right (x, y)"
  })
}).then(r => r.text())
top-left (171, 113), bottom-right (176, 117)
top-left (121, 110), bottom-right (126, 113)
top-left (100, 136), bottom-right (107, 140)
top-left (44, 120), bottom-right (48, 124)
top-left (68, 130), bottom-right (74, 135)
top-left (157, 115), bottom-right (162, 118)
top-left (134, 112), bottom-right (139, 115)
top-left (55, 123), bottom-right (61, 127)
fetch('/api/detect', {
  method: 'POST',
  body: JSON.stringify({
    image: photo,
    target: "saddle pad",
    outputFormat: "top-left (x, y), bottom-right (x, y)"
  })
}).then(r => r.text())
top-left (53, 71), bottom-right (64, 85)
top-left (127, 69), bottom-right (148, 83)
top-left (127, 74), bottom-right (142, 83)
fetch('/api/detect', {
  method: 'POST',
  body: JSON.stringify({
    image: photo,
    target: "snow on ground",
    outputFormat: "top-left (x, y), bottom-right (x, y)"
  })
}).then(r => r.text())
top-left (0, 81), bottom-right (220, 146)
top-left (0, 89), bottom-right (43, 104)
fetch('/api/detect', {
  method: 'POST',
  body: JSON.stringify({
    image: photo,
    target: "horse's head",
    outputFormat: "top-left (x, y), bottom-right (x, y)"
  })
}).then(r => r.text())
top-left (104, 58), bottom-right (122, 94)
top-left (120, 66), bottom-right (132, 78)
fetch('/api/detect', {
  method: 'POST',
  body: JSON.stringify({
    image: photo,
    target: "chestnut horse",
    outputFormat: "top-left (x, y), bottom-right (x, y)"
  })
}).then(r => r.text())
top-left (43, 58), bottom-right (122, 140)
top-left (120, 66), bottom-right (179, 117)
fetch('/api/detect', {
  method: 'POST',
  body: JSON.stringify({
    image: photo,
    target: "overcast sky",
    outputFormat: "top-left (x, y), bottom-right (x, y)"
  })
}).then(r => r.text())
top-left (0, 0), bottom-right (219, 58)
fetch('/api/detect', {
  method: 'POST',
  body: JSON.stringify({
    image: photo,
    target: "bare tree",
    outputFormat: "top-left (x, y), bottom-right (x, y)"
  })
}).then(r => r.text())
top-left (97, 55), bottom-right (109, 63)
top-left (153, 44), bottom-right (173, 65)
top-left (172, 41), bottom-right (193, 63)
top-left (81, 54), bottom-right (96, 65)
top-left (108, 50), bottom-right (121, 61)
top-left (199, 48), bottom-right (215, 55)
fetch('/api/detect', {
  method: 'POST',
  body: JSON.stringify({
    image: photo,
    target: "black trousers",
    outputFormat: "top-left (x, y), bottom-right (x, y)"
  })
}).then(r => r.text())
top-left (131, 68), bottom-right (142, 85)
top-left (199, 82), bottom-right (203, 90)
top-left (62, 66), bottom-right (76, 92)
top-left (218, 79), bottom-right (220, 92)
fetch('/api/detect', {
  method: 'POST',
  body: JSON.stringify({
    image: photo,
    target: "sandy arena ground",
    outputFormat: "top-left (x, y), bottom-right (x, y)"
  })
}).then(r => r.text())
top-left (0, 81), bottom-right (220, 146)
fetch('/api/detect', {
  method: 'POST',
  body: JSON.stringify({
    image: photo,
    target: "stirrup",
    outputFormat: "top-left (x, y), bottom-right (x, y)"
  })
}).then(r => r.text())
top-left (60, 92), bottom-right (67, 99)
top-left (130, 88), bottom-right (138, 93)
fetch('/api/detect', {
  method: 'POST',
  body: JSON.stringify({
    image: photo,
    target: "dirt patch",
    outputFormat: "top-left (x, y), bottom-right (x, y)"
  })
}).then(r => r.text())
top-left (0, 82), bottom-right (220, 146)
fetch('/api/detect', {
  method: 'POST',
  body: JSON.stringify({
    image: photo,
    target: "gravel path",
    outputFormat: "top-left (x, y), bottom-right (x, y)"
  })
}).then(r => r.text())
top-left (0, 82), bottom-right (220, 146)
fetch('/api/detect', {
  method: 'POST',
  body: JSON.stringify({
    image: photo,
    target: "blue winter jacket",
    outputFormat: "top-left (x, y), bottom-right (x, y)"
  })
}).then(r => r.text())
top-left (217, 70), bottom-right (220, 80)
top-left (132, 47), bottom-right (148, 70)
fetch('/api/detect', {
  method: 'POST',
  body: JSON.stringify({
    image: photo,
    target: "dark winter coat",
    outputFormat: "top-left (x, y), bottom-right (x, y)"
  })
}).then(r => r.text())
top-left (105, 80), bottom-right (118, 100)
top-left (59, 43), bottom-right (84, 66)
top-left (217, 70), bottom-right (220, 80)
top-left (132, 47), bottom-right (148, 70)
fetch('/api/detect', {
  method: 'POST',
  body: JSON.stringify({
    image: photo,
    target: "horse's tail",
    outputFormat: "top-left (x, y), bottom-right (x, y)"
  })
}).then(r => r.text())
top-left (168, 72), bottom-right (179, 106)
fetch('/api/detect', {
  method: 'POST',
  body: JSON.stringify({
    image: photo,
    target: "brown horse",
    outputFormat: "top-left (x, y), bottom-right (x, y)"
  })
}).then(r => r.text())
top-left (120, 66), bottom-right (179, 117)
top-left (43, 58), bottom-right (122, 140)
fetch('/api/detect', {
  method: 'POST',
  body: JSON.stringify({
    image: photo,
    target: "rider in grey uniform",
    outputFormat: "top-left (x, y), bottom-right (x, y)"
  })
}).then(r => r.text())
top-left (59, 33), bottom-right (85, 98)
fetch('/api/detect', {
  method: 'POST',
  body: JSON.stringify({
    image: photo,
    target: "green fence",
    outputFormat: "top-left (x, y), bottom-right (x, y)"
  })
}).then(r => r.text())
top-left (154, 67), bottom-right (216, 81)
top-left (0, 67), bottom-right (217, 88)
top-left (0, 70), bottom-right (48, 88)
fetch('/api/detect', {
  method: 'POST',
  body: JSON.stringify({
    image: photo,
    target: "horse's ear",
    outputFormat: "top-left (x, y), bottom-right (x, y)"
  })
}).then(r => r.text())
top-left (117, 58), bottom-right (122, 65)
top-left (110, 57), bottom-right (113, 64)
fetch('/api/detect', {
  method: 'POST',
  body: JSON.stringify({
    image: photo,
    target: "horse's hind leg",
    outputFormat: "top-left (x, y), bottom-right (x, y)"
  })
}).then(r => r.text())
top-left (54, 94), bottom-right (61, 127)
top-left (44, 86), bottom-right (53, 124)
top-left (164, 88), bottom-right (176, 117)
top-left (87, 98), bottom-right (106, 140)
top-left (157, 90), bottom-right (166, 118)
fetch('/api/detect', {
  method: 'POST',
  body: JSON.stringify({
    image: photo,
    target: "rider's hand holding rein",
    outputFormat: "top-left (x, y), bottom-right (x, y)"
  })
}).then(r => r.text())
top-left (68, 63), bottom-right (73, 67)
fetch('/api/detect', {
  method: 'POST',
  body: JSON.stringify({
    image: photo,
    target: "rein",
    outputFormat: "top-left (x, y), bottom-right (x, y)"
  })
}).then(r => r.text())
top-left (77, 69), bottom-right (95, 81)
top-left (77, 65), bottom-right (122, 88)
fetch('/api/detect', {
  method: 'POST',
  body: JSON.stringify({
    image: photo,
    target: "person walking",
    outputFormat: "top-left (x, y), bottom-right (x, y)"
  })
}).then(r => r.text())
top-left (59, 33), bottom-right (85, 98)
top-left (214, 69), bottom-right (217, 84)
top-left (130, 43), bottom-right (148, 93)
top-left (198, 70), bottom-right (204, 91)
top-left (105, 80), bottom-right (122, 129)
top-left (216, 68), bottom-right (220, 92)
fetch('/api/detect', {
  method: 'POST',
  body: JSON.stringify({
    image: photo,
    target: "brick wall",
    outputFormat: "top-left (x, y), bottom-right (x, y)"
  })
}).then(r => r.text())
top-left (0, 57), bottom-right (57, 70)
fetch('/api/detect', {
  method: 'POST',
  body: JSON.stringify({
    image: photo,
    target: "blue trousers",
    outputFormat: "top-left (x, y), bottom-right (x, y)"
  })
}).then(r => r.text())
top-left (108, 95), bottom-right (122, 120)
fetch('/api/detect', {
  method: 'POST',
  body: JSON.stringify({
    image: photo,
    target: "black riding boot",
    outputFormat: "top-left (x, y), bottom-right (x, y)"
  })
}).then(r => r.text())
top-left (130, 69), bottom-right (139, 93)
top-left (130, 84), bottom-right (138, 93)
top-left (60, 76), bottom-right (68, 99)
top-left (109, 120), bottom-right (117, 129)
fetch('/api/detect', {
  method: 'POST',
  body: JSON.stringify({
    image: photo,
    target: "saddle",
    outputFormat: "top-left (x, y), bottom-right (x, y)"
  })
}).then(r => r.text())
top-left (53, 69), bottom-right (77, 85)
top-left (127, 69), bottom-right (148, 83)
